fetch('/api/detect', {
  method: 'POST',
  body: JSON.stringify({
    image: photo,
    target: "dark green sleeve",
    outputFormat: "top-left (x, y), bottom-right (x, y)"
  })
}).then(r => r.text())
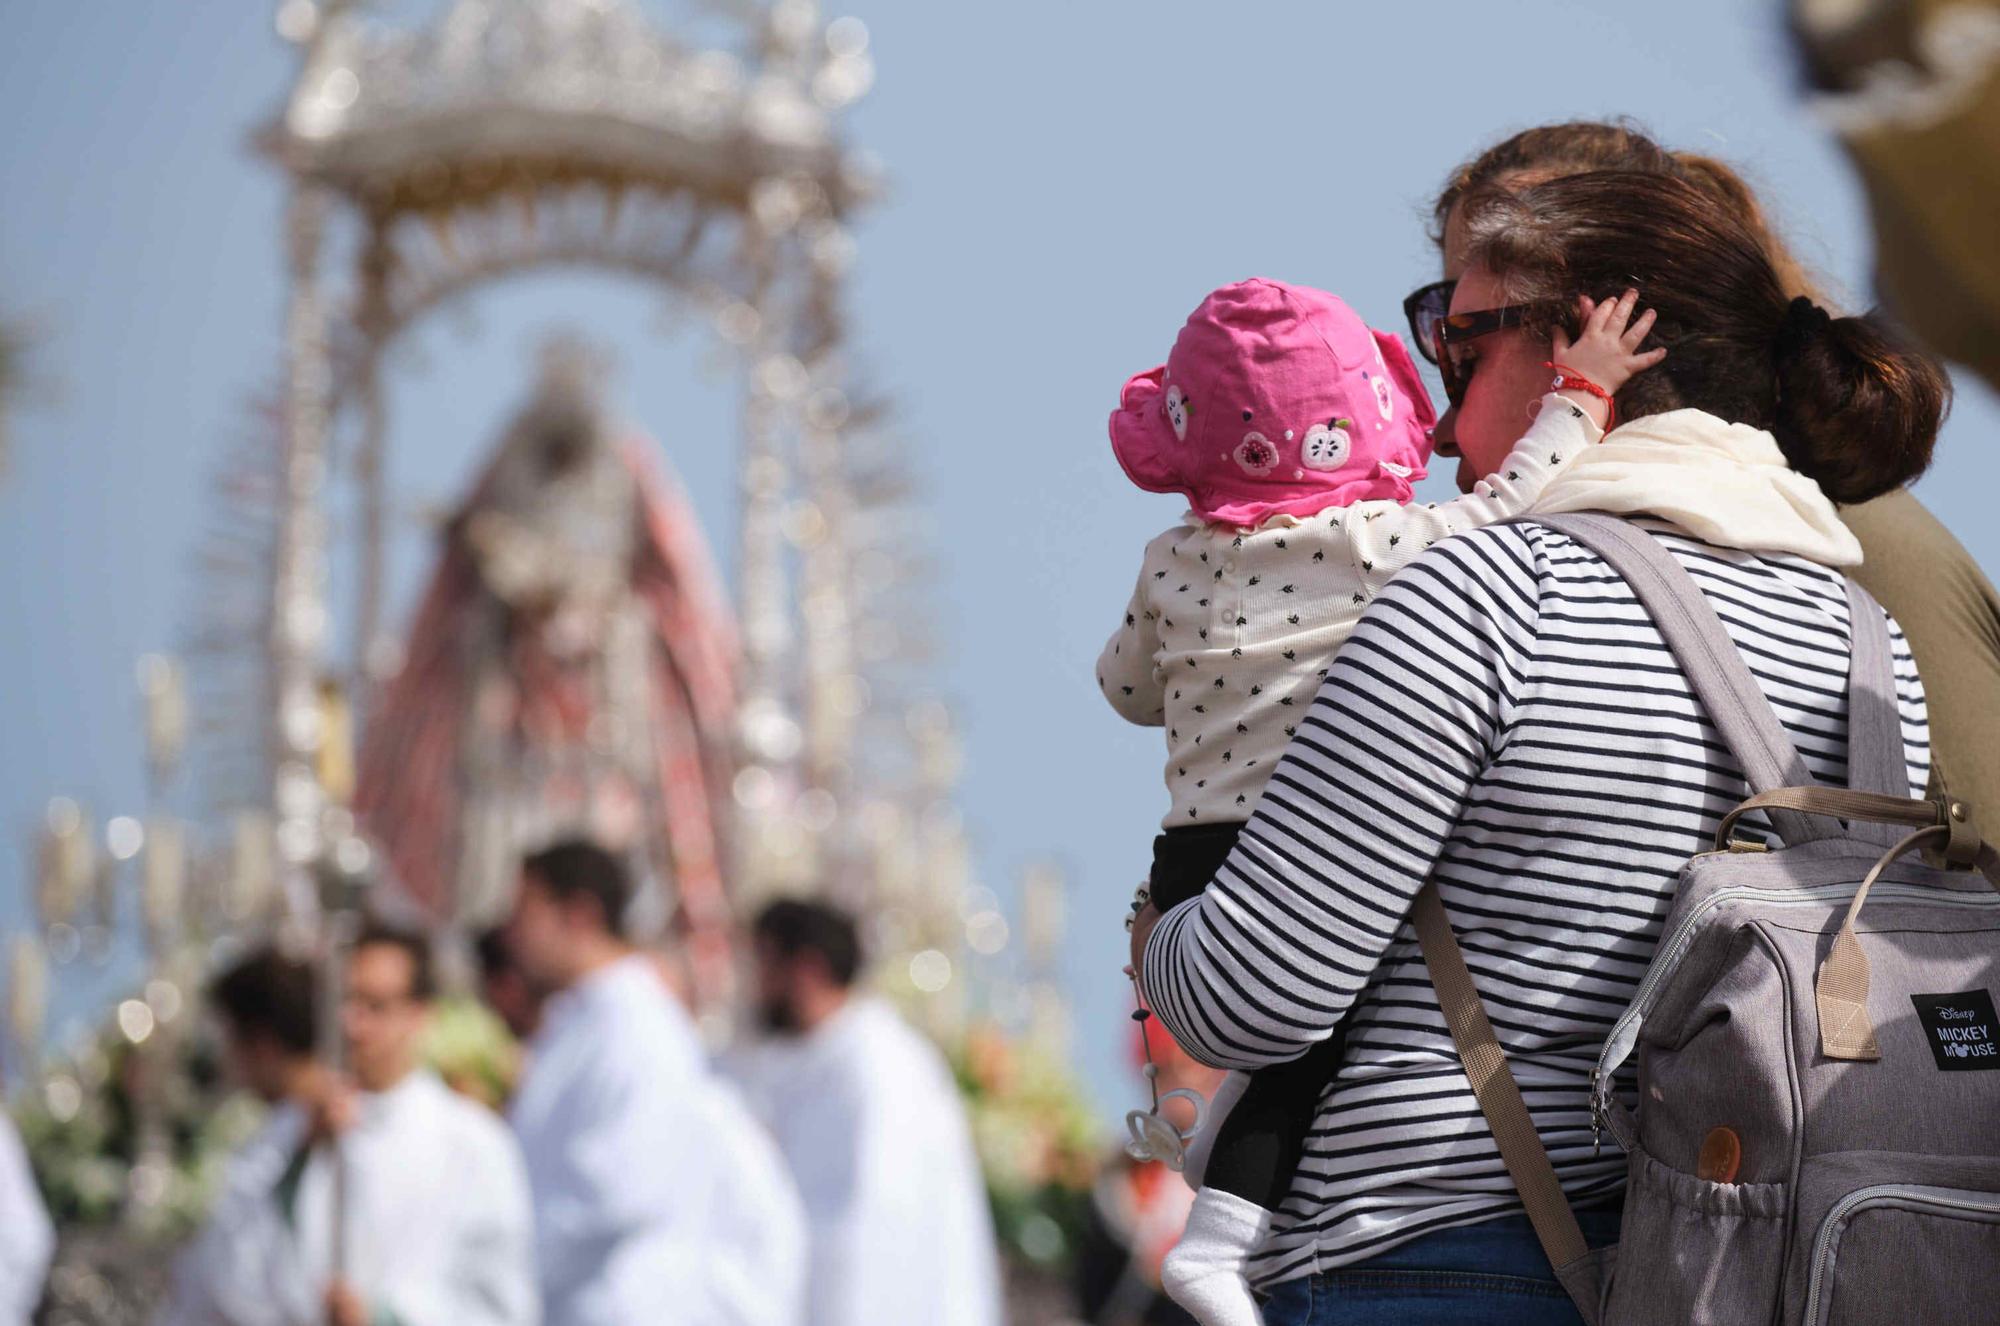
top-left (1843, 488), bottom-right (2000, 829)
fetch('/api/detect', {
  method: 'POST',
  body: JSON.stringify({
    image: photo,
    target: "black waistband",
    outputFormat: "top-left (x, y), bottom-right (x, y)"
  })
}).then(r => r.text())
top-left (1149, 822), bottom-right (1247, 912)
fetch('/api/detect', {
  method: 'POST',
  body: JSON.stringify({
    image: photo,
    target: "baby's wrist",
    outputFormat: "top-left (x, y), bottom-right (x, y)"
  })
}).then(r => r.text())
top-left (1555, 386), bottom-right (1613, 430)
top-left (1546, 360), bottom-right (1616, 430)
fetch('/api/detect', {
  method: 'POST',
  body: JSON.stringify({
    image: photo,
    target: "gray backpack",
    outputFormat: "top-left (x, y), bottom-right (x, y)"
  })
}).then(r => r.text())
top-left (1412, 513), bottom-right (2000, 1326)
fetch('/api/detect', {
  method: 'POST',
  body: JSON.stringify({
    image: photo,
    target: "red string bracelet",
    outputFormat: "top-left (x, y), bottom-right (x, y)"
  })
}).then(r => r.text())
top-left (1545, 361), bottom-right (1615, 428)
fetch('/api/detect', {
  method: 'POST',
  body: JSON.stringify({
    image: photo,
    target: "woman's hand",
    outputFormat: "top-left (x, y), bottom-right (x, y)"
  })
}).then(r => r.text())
top-left (1127, 901), bottom-right (1162, 981)
top-left (1550, 289), bottom-right (1667, 429)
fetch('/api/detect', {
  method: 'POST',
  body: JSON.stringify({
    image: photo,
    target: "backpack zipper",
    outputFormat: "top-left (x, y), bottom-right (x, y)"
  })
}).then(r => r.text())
top-left (1801, 1185), bottom-right (2000, 1325)
top-left (1589, 882), bottom-right (2000, 1142)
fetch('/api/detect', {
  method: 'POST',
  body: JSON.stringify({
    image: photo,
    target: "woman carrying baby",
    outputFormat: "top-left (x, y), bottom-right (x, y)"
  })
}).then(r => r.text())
top-left (1130, 168), bottom-right (1945, 1324)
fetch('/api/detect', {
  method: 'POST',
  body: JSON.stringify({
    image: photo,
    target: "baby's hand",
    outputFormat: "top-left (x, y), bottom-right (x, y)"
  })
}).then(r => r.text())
top-left (1550, 289), bottom-right (1667, 428)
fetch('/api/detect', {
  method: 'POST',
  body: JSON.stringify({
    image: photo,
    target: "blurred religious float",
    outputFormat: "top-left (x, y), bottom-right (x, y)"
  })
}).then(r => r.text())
top-left (250, 0), bottom-right (901, 980)
top-left (3, 1), bottom-right (1100, 1316)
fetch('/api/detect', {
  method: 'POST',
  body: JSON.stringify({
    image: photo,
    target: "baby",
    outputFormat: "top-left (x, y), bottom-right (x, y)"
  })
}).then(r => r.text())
top-left (1099, 278), bottom-right (1659, 1326)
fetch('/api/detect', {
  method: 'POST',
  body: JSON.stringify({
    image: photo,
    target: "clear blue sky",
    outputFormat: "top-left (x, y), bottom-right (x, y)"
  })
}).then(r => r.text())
top-left (4, 1), bottom-right (1995, 1114)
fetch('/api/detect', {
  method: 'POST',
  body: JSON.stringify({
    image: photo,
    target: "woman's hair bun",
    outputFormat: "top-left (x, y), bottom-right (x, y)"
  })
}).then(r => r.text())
top-left (1775, 296), bottom-right (1833, 363)
top-left (1772, 303), bottom-right (1950, 505)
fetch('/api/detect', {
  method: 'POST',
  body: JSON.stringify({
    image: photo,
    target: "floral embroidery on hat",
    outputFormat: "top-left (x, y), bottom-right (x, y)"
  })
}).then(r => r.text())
top-left (1234, 432), bottom-right (1278, 476)
top-left (1301, 419), bottom-right (1352, 472)
top-left (1165, 383), bottom-right (1192, 441)
top-left (1367, 371), bottom-right (1395, 421)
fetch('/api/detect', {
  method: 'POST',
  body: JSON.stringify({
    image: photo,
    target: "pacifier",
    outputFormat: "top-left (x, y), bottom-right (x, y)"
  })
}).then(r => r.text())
top-left (1122, 979), bottom-right (1209, 1171)
top-left (1123, 1089), bottom-right (1208, 1170)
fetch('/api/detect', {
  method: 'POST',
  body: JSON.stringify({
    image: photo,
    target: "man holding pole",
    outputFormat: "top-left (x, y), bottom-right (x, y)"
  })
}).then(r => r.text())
top-left (156, 934), bottom-right (536, 1326)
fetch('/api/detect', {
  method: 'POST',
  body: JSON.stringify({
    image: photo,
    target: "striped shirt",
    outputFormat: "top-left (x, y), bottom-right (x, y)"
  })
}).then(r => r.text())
top-left (1141, 517), bottom-right (1929, 1286)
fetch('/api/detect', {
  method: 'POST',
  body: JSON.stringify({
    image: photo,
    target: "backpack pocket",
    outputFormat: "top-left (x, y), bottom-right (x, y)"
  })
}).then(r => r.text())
top-left (1600, 1137), bottom-right (1788, 1326)
top-left (1791, 1157), bottom-right (2000, 1326)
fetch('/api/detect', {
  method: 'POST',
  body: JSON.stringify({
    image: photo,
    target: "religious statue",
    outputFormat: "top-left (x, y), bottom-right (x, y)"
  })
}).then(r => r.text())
top-left (354, 343), bottom-right (738, 976)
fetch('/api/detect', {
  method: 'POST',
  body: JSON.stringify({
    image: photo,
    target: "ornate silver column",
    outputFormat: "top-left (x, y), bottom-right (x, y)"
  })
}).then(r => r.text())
top-left (270, 182), bottom-right (334, 928)
top-left (350, 224), bottom-right (394, 715)
top-left (730, 243), bottom-right (805, 907)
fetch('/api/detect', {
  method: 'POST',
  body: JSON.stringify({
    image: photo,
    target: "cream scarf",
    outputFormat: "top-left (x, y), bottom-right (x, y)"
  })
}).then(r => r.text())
top-left (1531, 408), bottom-right (1863, 567)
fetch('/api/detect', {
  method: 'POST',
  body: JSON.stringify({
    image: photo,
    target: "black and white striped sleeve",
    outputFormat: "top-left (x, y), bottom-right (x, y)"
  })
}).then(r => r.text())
top-left (1887, 614), bottom-right (1931, 797)
top-left (1141, 527), bottom-right (1543, 1070)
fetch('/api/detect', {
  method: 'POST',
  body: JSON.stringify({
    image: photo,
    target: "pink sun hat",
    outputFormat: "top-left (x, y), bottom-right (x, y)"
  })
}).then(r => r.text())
top-left (1109, 279), bottom-right (1437, 526)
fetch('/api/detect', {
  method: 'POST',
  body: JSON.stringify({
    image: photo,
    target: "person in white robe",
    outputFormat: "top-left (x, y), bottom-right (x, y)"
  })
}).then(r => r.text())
top-left (156, 932), bottom-right (536, 1326)
top-left (503, 840), bottom-right (805, 1326)
top-left (0, 1098), bottom-right (54, 1326)
top-left (729, 899), bottom-right (1003, 1326)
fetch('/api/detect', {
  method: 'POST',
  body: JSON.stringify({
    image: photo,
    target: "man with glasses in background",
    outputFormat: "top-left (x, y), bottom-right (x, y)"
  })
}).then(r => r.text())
top-left (156, 932), bottom-right (537, 1326)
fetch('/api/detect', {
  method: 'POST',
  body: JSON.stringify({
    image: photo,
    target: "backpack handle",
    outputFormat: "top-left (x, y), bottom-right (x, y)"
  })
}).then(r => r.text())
top-left (1816, 825), bottom-right (2000, 1060)
top-left (1715, 789), bottom-right (1982, 867)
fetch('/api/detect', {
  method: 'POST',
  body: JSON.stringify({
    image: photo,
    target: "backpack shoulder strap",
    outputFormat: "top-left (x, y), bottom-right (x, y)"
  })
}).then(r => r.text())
top-left (1527, 512), bottom-right (1835, 847)
top-left (1841, 577), bottom-right (1911, 846)
top-left (1412, 881), bottom-right (1599, 1318)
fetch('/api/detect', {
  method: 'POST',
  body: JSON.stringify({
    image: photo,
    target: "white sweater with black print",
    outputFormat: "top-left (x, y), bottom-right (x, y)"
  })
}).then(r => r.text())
top-left (1140, 517), bottom-right (1929, 1287)
top-left (1099, 396), bottom-right (1600, 828)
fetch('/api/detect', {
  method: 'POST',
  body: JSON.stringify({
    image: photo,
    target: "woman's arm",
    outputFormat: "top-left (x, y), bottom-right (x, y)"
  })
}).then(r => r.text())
top-left (1139, 526), bottom-right (1540, 1070)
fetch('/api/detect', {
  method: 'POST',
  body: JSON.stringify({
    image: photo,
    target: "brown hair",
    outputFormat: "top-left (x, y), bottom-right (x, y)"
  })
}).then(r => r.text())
top-left (1434, 124), bottom-right (1818, 300)
top-left (1431, 120), bottom-right (1676, 246)
top-left (521, 838), bottom-right (631, 936)
top-left (354, 919), bottom-right (437, 1002)
top-left (1667, 153), bottom-right (1817, 299)
top-left (210, 946), bottom-right (318, 1057)
top-left (1457, 171), bottom-right (1947, 503)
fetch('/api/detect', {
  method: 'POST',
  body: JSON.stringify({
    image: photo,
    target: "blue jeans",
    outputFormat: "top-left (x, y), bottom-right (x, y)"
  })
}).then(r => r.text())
top-left (1259, 1210), bottom-right (1622, 1325)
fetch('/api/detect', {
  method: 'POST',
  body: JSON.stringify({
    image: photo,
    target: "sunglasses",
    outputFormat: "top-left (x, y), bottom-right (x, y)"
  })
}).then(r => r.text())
top-left (1403, 280), bottom-right (1538, 407)
top-left (1402, 280), bottom-right (1456, 366)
